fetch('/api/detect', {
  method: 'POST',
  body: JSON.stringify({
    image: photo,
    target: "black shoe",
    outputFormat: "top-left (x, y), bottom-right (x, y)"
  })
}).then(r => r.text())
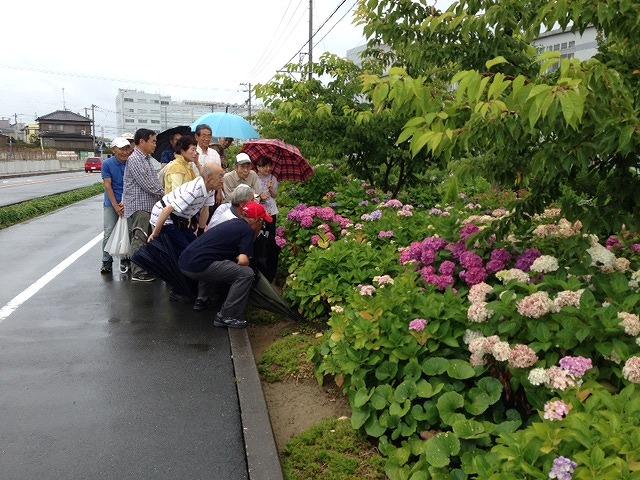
top-left (100, 262), bottom-right (112, 274)
top-left (193, 297), bottom-right (211, 311)
top-left (131, 272), bottom-right (156, 282)
top-left (213, 313), bottom-right (247, 329)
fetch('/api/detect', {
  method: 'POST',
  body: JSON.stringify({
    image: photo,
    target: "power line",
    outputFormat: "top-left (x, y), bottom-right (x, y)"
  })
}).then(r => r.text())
top-left (248, 0), bottom-right (298, 77)
top-left (250, 1), bottom-right (309, 79)
top-left (0, 64), bottom-right (239, 93)
top-left (262, 0), bottom-right (357, 85)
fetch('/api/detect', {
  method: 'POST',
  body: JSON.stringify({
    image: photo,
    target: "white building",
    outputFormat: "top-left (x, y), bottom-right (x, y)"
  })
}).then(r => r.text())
top-left (345, 26), bottom-right (598, 67)
top-left (115, 89), bottom-right (250, 135)
top-left (532, 26), bottom-right (598, 61)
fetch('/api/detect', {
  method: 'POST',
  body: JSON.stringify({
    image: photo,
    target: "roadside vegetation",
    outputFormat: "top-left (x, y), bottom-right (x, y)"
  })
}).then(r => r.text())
top-left (0, 182), bottom-right (103, 229)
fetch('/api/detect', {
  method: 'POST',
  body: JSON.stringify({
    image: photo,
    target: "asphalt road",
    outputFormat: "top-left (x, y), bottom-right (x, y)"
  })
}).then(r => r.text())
top-left (0, 197), bottom-right (248, 480)
top-left (0, 171), bottom-right (102, 207)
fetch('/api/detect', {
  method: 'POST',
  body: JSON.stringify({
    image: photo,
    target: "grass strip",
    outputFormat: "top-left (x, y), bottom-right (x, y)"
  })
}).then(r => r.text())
top-left (282, 417), bottom-right (385, 480)
top-left (0, 183), bottom-right (104, 230)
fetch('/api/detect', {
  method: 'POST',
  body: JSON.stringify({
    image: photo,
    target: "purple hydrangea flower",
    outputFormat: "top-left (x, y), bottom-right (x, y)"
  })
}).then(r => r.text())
top-left (460, 251), bottom-right (484, 270)
top-left (515, 248), bottom-right (541, 272)
top-left (409, 318), bottom-right (427, 332)
top-left (460, 267), bottom-right (488, 286)
top-left (439, 260), bottom-right (456, 276)
top-left (559, 356), bottom-right (592, 378)
top-left (549, 456), bottom-right (577, 480)
top-left (459, 223), bottom-right (480, 241)
top-left (606, 235), bottom-right (622, 251)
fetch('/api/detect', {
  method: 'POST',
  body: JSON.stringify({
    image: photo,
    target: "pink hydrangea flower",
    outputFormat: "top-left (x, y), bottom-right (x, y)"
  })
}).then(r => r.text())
top-left (468, 282), bottom-right (493, 304)
top-left (409, 318), bottom-right (427, 332)
top-left (439, 260), bottom-right (456, 277)
top-left (310, 235), bottom-right (321, 246)
top-left (516, 292), bottom-right (554, 318)
top-left (275, 236), bottom-right (287, 249)
top-left (467, 302), bottom-right (493, 323)
top-left (300, 216), bottom-right (314, 228)
top-left (378, 230), bottom-right (395, 239)
top-left (373, 275), bottom-right (394, 286)
top-left (544, 400), bottom-right (570, 421)
top-left (383, 199), bottom-right (403, 209)
top-left (358, 284), bottom-right (376, 296)
top-left (508, 344), bottom-right (538, 368)
top-left (618, 312), bottom-right (640, 336)
top-left (623, 357), bottom-right (640, 383)
top-left (546, 366), bottom-right (578, 391)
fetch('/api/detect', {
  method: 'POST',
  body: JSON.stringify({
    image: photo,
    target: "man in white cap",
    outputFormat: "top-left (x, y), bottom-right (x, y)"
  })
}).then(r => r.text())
top-left (222, 153), bottom-right (263, 197)
top-left (101, 136), bottom-right (133, 274)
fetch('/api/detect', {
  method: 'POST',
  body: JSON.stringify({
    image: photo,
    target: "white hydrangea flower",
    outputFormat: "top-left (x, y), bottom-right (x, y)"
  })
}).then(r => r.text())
top-left (463, 329), bottom-right (483, 345)
top-left (528, 368), bottom-right (549, 386)
top-left (530, 255), bottom-right (559, 273)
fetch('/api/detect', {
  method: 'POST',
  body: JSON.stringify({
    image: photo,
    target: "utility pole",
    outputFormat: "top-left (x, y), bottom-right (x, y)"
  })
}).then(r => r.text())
top-left (240, 83), bottom-right (252, 119)
top-left (308, 0), bottom-right (313, 80)
top-left (91, 104), bottom-right (96, 153)
top-left (13, 113), bottom-right (18, 125)
top-left (62, 88), bottom-right (66, 110)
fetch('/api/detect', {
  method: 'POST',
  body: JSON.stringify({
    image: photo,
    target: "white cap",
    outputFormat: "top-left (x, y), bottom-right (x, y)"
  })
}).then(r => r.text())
top-left (121, 132), bottom-right (134, 140)
top-left (236, 152), bottom-right (251, 165)
top-left (111, 137), bottom-right (130, 148)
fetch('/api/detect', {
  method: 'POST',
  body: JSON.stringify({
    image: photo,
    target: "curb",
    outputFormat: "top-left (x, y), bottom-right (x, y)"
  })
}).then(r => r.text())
top-left (228, 328), bottom-right (283, 480)
top-left (0, 169), bottom-right (85, 179)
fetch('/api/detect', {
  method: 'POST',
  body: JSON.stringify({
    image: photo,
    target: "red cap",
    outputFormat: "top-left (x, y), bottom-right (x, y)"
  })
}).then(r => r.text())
top-left (241, 201), bottom-right (273, 223)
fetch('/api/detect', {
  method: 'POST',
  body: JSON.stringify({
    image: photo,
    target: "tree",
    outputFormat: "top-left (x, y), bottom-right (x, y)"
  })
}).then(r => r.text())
top-left (358, 0), bottom-right (640, 233)
top-left (254, 53), bottom-right (438, 195)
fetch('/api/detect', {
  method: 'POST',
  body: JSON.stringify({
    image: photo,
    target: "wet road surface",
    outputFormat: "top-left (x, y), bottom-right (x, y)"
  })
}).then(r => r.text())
top-left (0, 197), bottom-right (248, 479)
top-left (0, 171), bottom-right (101, 207)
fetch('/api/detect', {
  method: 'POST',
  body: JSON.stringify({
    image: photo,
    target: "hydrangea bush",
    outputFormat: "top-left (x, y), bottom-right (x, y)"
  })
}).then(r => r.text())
top-left (277, 184), bottom-right (640, 478)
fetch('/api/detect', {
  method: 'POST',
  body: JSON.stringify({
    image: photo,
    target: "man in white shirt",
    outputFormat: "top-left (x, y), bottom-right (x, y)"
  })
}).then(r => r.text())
top-left (194, 124), bottom-right (221, 168)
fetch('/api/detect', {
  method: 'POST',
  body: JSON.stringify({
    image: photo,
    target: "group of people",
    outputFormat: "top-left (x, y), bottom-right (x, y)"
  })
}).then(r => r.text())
top-left (101, 125), bottom-right (280, 329)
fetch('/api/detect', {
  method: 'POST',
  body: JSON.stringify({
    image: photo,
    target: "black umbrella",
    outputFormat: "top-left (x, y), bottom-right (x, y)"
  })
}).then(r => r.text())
top-left (152, 125), bottom-right (192, 162)
top-left (249, 271), bottom-right (305, 322)
top-left (131, 233), bottom-right (197, 296)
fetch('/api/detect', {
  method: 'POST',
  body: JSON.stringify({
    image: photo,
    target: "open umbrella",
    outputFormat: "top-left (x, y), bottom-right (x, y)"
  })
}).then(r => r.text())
top-left (152, 125), bottom-right (192, 162)
top-left (241, 139), bottom-right (314, 182)
top-left (190, 112), bottom-right (259, 140)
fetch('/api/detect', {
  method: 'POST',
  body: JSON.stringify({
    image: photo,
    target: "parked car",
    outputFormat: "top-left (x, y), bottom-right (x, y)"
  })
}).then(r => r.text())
top-left (84, 157), bottom-right (102, 173)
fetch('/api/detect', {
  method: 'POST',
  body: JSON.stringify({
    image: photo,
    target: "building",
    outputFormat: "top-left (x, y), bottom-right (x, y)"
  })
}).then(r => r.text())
top-left (115, 89), bottom-right (250, 135)
top-left (36, 110), bottom-right (93, 150)
top-left (532, 26), bottom-right (598, 61)
top-left (21, 123), bottom-right (40, 143)
top-left (345, 25), bottom-right (598, 67)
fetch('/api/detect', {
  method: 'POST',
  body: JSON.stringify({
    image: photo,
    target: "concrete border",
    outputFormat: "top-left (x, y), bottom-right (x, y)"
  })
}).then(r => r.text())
top-left (228, 328), bottom-right (283, 480)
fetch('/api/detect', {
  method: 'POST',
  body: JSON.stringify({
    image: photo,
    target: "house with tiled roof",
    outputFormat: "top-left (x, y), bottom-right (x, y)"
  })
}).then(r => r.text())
top-left (37, 110), bottom-right (93, 150)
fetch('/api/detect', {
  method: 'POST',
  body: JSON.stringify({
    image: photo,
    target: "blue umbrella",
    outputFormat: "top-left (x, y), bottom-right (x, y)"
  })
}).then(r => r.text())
top-left (190, 112), bottom-right (260, 140)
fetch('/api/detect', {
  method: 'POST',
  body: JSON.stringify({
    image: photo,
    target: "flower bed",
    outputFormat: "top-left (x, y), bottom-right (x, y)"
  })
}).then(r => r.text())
top-left (274, 182), bottom-right (640, 479)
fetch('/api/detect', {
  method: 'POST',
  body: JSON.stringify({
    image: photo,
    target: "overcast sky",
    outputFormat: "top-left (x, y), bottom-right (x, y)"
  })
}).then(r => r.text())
top-left (1, 0), bottom-right (453, 138)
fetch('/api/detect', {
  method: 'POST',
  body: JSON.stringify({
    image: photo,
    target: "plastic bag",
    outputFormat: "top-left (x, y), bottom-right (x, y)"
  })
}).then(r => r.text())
top-left (105, 216), bottom-right (131, 257)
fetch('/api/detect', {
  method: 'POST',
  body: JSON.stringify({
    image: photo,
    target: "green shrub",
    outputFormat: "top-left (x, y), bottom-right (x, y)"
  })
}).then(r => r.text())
top-left (0, 183), bottom-right (103, 229)
top-left (475, 383), bottom-right (640, 479)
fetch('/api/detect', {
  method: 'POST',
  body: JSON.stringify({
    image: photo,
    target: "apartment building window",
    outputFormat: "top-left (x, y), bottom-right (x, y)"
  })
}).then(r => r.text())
top-left (124, 97), bottom-right (134, 102)
top-left (546, 45), bottom-right (553, 52)
top-left (561, 42), bottom-right (567, 49)
top-left (153, 100), bottom-right (160, 104)
top-left (160, 101), bottom-right (169, 105)
top-left (569, 41), bottom-right (575, 48)
top-left (553, 44), bottom-right (560, 51)
top-left (125, 119), bottom-right (134, 123)
top-left (138, 119), bottom-right (147, 124)
top-left (151, 120), bottom-right (160, 124)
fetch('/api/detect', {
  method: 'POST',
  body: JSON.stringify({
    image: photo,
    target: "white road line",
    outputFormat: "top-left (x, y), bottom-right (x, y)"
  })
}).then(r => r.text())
top-left (0, 232), bottom-right (104, 323)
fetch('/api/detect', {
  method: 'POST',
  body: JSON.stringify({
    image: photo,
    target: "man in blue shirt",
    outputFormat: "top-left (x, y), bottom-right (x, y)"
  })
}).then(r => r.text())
top-left (101, 137), bottom-right (132, 274)
top-left (179, 202), bottom-right (272, 328)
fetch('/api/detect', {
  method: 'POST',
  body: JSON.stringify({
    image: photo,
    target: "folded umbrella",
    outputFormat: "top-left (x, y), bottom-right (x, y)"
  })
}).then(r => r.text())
top-left (241, 139), bottom-right (314, 182)
top-left (249, 271), bottom-right (305, 322)
top-left (131, 234), bottom-right (197, 297)
top-left (191, 112), bottom-right (259, 140)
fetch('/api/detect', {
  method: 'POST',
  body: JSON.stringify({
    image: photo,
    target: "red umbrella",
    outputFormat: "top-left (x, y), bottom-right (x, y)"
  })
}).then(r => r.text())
top-left (241, 139), bottom-right (314, 182)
